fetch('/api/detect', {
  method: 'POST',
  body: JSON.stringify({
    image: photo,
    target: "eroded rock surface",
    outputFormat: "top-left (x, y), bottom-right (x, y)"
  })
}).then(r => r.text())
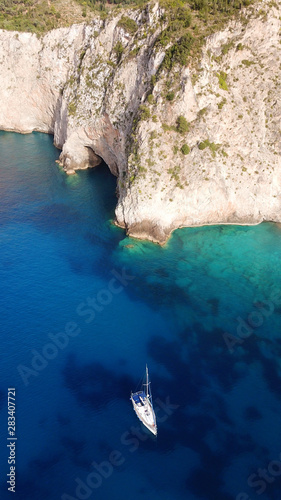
top-left (0, 1), bottom-right (280, 243)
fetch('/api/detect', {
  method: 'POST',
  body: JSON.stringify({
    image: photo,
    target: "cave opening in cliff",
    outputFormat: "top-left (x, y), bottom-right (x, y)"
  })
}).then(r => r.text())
top-left (85, 146), bottom-right (104, 170)
top-left (86, 153), bottom-right (117, 221)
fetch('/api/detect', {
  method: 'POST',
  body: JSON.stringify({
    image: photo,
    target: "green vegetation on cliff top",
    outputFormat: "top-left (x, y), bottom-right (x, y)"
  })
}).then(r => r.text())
top-left (0, 0), bottom-right (255, 34)
top-left (0, 0), bottom-right (87, 32)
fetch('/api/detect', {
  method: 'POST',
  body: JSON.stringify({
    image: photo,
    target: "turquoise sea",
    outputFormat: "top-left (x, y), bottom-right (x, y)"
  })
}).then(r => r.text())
top-left (1, 131), bottom-right (281, 500)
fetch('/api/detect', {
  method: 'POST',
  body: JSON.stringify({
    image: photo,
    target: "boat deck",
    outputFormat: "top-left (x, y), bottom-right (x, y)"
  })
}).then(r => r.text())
top-left (131, 391), bottom-right (146, 405)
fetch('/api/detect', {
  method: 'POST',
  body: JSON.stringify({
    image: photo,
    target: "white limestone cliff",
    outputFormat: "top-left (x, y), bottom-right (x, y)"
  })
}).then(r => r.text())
top-left (0, 1), bottom-right (281, 243)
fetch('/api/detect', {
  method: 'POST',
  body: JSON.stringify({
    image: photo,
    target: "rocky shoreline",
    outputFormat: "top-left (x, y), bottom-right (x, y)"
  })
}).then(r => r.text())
top-left (0, 0), bottom-right (281, 244)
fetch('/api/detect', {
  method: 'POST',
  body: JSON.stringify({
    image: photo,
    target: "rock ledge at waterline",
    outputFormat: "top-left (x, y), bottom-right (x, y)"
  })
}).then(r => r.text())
top-left (0, 1), bottom-right (281, 244)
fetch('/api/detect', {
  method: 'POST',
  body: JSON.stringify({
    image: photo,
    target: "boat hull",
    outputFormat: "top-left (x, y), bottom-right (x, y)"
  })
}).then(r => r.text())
top-left (131, 391), bottom-right (157, 436)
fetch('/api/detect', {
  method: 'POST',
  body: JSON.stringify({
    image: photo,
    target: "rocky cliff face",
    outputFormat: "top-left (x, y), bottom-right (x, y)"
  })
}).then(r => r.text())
top-left (0, 1), bottom-right (281, 243)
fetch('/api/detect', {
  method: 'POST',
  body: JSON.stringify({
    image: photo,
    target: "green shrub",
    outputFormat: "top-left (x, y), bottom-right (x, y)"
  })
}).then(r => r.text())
top-left (114, 41), bottom-right (124, 62)
top-left (176, 115), bottom-right (189, 134)
top-left (68, 101), bottom-right (77, 116)
top-left (151, 75), bottom-right (157, 87)
top-left (242, 59), bottom-right (255, 67)
top-left (0, 0), bottom-right (64, 33)
top-left (216, 71), bottom-right (228, 91)
top-left (177, 7), bottom-right (192, 27)
top-left (190, 0), bottom-right (208, 9)
top-left (162, 33), bottom-right (194, 71)
top-left (168, 164), bottom-right (184, 188)
top-left (181, 144), bottom-right (190, 155)
top-left (147, 94), bottom-right (154, 104)
top-left (139, 166), bottom-right (147, 173)
top-left (162, 123), bottom-right (176, 132)
top-left (117, 16), bottom-right (138, 35)
top-left (157, 5), bottom-right (192, 48)
top-left (221, 40), bottom-right (234, 55)
top-left (190, 0), bottom-right (252, 14)
top-left (198, 140), bottom-right (208, 150)
top-left (166, 91), bottom-right (175, 101)
top-left (198, 139), bottom-right (219, 156)
top-left (139, 105), bottom-right (150, 120)
top-left (218, 98), bottom-right (226, 109)
top-left (128, 46), bottom-right (140, 59)
top-left (198, 106), bottom-right (207, 117)
top-left (158, 30), bottom-right (171, 47)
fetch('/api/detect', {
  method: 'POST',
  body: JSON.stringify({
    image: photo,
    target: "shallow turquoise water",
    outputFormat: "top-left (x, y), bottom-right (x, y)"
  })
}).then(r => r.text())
top-left (1, 131), bottom-right (281, 500)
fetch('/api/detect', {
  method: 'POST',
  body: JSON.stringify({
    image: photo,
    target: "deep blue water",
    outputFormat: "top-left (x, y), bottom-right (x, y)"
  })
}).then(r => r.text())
top-left (1, 131), bottom-right (281, 500)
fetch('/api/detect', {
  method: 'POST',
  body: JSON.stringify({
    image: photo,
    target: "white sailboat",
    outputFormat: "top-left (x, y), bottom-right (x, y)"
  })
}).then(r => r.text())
top-left (130, 365), bottom-right (157, 436)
